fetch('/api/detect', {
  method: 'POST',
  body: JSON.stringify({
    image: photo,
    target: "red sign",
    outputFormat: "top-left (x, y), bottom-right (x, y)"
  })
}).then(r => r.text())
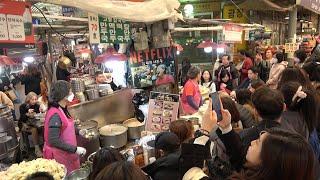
top-left (0, 0), bottom-right (35, 48)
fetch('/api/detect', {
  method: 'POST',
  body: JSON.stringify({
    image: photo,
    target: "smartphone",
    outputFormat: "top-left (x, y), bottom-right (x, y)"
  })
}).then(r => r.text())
top-left (211, 92), bottom-right (222, 121)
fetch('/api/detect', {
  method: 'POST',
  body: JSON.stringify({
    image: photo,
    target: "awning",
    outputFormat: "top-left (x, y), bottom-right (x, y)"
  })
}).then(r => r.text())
top-left (297, 0), bottom-right (320, 14)
top-left (35, 0), bottom-right (183, 23)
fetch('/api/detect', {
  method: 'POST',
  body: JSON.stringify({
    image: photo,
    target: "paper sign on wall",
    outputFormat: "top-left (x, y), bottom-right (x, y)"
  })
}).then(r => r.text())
top-left (0, 1), bottom-right (35, 48)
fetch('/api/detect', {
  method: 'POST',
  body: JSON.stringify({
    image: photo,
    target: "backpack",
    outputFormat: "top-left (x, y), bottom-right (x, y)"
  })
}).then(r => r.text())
top-left (217, 66), bottom-right (233, 82)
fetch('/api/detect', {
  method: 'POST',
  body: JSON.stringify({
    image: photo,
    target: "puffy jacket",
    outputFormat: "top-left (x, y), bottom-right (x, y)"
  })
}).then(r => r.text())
top-left (142, 151), bottom-right (181, 180)
top-left (267, 61), bottom-right (288, 89)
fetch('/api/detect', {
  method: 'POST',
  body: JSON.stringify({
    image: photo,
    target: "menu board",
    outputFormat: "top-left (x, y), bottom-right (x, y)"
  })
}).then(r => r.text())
top-left (99, 17), bottom-right (131, 43)
top-left (0, 1), bottom-right (35, 48)
top-left (146, 92), bottom-right (179, 133)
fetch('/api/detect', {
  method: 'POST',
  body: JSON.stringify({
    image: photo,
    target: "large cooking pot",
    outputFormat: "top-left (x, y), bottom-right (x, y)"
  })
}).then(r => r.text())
top-left (76, 120), bottom-right (100, 164)
top-left (123, 118), bottom-right (145, 140)
top-left (99, 124), bottom-right (127, 149)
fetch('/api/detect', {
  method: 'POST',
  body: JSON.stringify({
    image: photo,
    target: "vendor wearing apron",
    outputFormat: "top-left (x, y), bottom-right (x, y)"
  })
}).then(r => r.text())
top-left (155, 65), bottom-right (175, 93)
top-left (43, 80), bottom-right (86, 174)
top-left (181, 66), bottom-right (202, 115)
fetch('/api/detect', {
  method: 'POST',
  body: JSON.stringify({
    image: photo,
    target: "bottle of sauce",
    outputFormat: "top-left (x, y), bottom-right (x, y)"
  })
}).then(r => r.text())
top-left (23, 6), bottom-right (32, 36)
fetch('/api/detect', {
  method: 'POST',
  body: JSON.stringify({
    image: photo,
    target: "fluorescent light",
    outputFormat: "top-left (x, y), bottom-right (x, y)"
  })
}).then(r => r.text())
top-left (23, 56), bottom-right (34, 63)
top-left (217, 47), bottom-right (225, 53)
top-left (204, 47), bottom-right (212, 53)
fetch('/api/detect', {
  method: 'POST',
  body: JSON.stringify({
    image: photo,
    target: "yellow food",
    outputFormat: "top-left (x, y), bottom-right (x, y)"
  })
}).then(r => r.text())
top-left (0, 158), bottom-right (65, 180)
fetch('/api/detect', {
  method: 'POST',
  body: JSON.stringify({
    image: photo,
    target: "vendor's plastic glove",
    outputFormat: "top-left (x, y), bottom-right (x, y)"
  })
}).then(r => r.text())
top-left (76, 147), bottom-right (86, 156)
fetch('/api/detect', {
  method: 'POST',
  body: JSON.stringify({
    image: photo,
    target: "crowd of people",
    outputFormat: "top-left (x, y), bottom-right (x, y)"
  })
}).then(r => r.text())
top-left (1, 46), bottom-right (320, 180)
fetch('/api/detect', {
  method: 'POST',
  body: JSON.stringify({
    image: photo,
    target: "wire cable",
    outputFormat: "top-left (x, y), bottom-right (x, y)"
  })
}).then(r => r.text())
top-left (32, 4), bottom-right (88, 39)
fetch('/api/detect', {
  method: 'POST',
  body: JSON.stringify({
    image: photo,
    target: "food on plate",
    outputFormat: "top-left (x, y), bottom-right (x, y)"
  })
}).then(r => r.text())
top-left (152, 117), bottom-right (162, 123)
top-left (151, 124), bottom-right (161, 131)
top-left (162, 124), bottom-right (169, 131)
top-left (163, 118), bottom-right (171, 124)
top-left (163, 103), bottom-right (174, 110)
top-left (154, 101), bottom-right (163, 109)
top-left (163, 110), bottom-right (172, 117)
top-left (0, 158), bottom-right (66, 180)
top-left (153, 110), bottom-right (163, 116)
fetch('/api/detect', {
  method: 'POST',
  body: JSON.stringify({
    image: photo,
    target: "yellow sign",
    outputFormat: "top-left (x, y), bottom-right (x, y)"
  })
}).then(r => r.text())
top-left (192, 2), bottom-right (220, 13)
top-left (223, 4), bottom-right (247, 23)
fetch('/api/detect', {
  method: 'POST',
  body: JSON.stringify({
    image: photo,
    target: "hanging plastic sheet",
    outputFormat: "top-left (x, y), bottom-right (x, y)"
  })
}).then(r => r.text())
top-left (37, 0), bottom-right (183, 23)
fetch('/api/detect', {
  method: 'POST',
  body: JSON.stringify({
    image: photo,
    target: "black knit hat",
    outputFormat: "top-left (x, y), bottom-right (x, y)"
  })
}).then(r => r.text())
top-left (49, 80), bottom-right (71, 103)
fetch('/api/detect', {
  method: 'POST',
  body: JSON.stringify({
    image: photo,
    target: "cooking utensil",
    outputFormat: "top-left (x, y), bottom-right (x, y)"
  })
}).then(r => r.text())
top-left (99, 124), bottom-right (127, 149)
top-left (123, 118), bottom-right (145, 140)
top-left (67, 168), bottom-right (90, 180)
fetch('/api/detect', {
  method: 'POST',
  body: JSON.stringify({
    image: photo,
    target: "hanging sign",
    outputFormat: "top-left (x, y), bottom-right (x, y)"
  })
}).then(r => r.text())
top-left (223, 24), bottom-right (243, 42)
top-left (128, 47), bottom-right (176, 88)
top-left (99, 17), bottom-right (131, 43)
top-left (285, 43), bottom-right (299, 53)
top-left (88, 13), bottom-right (100, 44)
top-left (146, 91), bottom-right (179, 133)
top-left (297, 0), bottom-right (320, 14)
top-left (0, 0), bottom-right (35, 48)
top-left (88, 14), bottom-right (131, 44)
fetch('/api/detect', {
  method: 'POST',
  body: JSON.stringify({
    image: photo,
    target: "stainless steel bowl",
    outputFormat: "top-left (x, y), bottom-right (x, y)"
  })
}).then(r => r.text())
top-left (67, 168), bottom-right (90, 180)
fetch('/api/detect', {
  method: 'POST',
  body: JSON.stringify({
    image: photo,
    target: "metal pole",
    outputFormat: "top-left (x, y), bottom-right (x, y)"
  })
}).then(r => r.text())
top-left (287, 6), bottom-right (297, 64)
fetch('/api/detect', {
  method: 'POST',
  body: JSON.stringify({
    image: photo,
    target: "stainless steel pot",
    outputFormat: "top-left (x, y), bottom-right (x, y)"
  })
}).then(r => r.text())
top-left (76, 120), bottom-right (100, 164)
top-left (86, 89), bottom-right (99, 101)
top-left (99, 124), bottom-right (127, 149)
top-left (123, 118), bottom-right (145, 140)
top-left (67, 168), bottom-right (90, 180)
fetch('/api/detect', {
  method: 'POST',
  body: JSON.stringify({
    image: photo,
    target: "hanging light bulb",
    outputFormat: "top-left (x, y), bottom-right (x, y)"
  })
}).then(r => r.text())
top-left (176, 51), bottom-right (180, 55)
top-left (204, 47), bottom-right (213, 53)
top-left (184, 4), bottom-right (194, 18)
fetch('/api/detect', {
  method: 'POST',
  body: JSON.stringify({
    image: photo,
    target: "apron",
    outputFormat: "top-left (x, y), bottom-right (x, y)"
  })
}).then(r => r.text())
top-left (43, 107), bottom-right (80, 174)
top-left (181, 80), bottom-right (201, 115)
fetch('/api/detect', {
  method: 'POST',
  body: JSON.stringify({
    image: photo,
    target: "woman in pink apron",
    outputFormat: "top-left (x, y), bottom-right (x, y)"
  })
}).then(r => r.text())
top-left (43, 80), bottom-right (86, 174)
top-left (181, 66), bottom-right (202, 115)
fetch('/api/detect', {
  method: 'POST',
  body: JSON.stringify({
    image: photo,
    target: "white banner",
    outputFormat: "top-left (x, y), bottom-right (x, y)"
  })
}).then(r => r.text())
top-left (37, 0), bottom-right (182, 23)
top-left (0, 14), bottom-right (8, 40)
top-left (88, 13), bottom-right (100, 44)
top-left (7, 14), bottom-right (25, 41)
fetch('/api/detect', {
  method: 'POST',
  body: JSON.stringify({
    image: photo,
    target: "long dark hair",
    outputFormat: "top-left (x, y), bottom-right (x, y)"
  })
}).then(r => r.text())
top-left (90, 147), bottom-right (124, 180)
top-left (221, 97), bottom-right (240, 123)
top-left (201, 70), bottom-right (213, 85)
top-left (277, 67), bottom-right (313, 90)
top-left (280, 82), bottom-right (318, 133)
top-left (230, 128), bottom-right (316, 180)
top-left (95, 161), bottom-right (148, 180)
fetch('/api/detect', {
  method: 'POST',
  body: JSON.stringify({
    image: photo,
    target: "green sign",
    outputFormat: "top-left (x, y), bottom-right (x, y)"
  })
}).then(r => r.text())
top-left (98, 16), bottom-right (130, 43)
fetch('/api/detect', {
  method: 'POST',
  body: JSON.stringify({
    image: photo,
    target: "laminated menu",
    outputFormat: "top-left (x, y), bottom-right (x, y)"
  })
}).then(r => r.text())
top-left (146, 91), bottom-right (179, 133)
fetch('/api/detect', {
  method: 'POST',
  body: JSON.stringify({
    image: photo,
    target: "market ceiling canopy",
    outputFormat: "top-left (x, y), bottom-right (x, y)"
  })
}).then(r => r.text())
top-left (36, 0), bottom-right (183, 22)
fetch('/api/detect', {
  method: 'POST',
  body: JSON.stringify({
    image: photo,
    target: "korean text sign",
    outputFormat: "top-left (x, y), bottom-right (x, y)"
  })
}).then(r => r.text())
top-left (0, 0), bottom-right (35, 48)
